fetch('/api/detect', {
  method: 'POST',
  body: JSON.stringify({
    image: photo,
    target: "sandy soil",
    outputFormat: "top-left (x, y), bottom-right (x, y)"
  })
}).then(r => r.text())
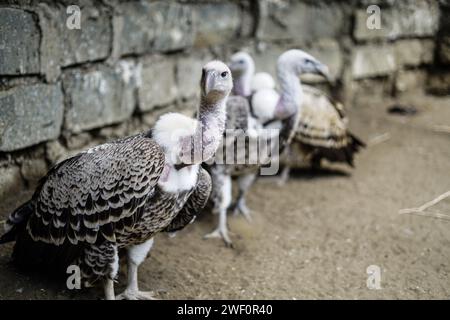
top-left (1, 94), bottom-right (449, 300)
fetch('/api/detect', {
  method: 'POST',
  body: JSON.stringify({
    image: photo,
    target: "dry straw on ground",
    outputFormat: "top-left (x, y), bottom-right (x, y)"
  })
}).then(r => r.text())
top-left (399, 191), bottom-right (450, 221)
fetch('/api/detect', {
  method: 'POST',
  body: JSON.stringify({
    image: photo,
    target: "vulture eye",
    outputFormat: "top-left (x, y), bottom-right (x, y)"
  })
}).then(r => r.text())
top-left (238, 60), bottom-right (244, 64)
top-left (220, 71), bottom-right (228, 78)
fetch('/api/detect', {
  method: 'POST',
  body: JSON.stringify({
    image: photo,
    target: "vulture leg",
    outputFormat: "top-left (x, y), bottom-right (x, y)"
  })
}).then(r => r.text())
top-left (104, 278), bottom-right (115, 300)
top-left (277, 146), bottom-right (293, 186)
top-left (116, 239), bottom-right (157, 300)
top-left (204, 172), bottom-right (233, 246)
top-left (81, 242), bottom-right (119, 300)
top-left (278, 166), bottom-right (291, 186)
top-left (232, 172), bottom-right (256, 222)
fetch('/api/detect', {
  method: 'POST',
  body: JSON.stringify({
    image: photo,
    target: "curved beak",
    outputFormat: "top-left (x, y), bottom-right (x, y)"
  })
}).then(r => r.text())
top-left (205, 71), bottom-right (215, 95)
top-left (201, 70), bottom-right (216, 95)
top-left (315, 62), bottom-right (334, 84)
top-left (203, 71), bottom-right (227, 96)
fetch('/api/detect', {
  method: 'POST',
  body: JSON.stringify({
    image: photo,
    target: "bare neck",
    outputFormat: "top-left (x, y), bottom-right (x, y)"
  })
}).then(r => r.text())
top-left (233, 69), bottom-right (254, 97)
top-left (194, 96), bottom-right (227, 162)
top-left (275, 67), bottom-right (302, 120)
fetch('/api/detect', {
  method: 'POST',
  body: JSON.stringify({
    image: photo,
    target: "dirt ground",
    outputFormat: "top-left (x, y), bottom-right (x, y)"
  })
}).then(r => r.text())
top-left (0, 94), bottom-right (449, 300)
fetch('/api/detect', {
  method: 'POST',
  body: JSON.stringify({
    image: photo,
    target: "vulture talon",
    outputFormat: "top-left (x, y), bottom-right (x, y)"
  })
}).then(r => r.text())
top-left (232, 201), bottom-right (252, 222)
top-left (204, 227), bottom-right (233, 247)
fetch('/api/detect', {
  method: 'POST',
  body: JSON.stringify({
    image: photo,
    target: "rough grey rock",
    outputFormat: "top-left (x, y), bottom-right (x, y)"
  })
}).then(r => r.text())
top-left (46, 140), bottom-right (67, 164)
top-left (426, 71), bottom-right (450, 95)
top-left (64, 132), bottom-right (93, 150)
top-left (176, 56), bottom-right (204, 100)
top-left (0, 84), bottom-right (64, 152)
top-left (394, 39), bottom-right (435, 67)
top-left (441, 5), bottom-right (450, 37)
top-left (37, 2), bottom-right (111, 70)
top-left (20, 158), bottom-right (48, 185)
top-left (354, 1), bottom-right (440, 40)
top-left (0, 166), bottom-right (24, 201)
top-left (37, 3), bottom-right (63, 82)
top-left (152, 2), bottom-right (195, 52)
top-left (192, 3), bottom-right (241, 47)
top-left (353, 7), bottom-right (392, 41)
top-left (239, 1), bottom-right (256, 38)
top-left (117, 1), bottom-right (157, 56)
top-left (395, 70), bottom-right (427, 93)
top-left (138, 56), bottom-right (177, 112)
top-left (440, 37), bottom-right (450, 65)
top-left (59, 4), bottom-right (112, 67)
top-left (118, 1), bottom-right (194, 56)
top-left (352, 77), bottom-right (394, 102)
top-left (352, 45), bottom-right (397, 79)
top-left (63, 61), bottom-right (139, 133)
top-left (0, 8), bottom-right (40, 75)
top-left (258, 1), bottom-right (349, 43)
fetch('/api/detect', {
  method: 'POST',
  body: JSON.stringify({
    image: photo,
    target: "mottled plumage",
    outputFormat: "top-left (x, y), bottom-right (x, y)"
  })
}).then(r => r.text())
top-left (204, 50), bottom-right (332, 245)
top-left (28, 134), bottom-right (163, 247)
top-left (163, 168), bottom-right (212, 233)
top-left (225, 96), bottom-right (252, 132)
top-left (1, 60), bottom-right (233, 300)
top-left (289, 85), bottom-right (365, 168)
top-left (1, 133), bottom-right (212, 285)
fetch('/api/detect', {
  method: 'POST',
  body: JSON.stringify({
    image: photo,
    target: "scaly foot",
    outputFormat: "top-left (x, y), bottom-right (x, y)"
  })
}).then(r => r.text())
top-left (204, 227), bottom-right (234, 248)
top-left (232, 201), bottom-right (252, 222)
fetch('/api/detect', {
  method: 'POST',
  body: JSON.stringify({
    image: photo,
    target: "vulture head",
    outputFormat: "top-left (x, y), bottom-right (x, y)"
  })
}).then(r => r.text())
top-left (228, 51), bottom-right (255, 78)
top-left (277, 49), bottom-right (332, 82)
top-left (200, 60), bottom-right (233, 105)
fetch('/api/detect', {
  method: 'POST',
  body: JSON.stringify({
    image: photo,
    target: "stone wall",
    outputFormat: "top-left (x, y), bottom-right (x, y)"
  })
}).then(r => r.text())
top-left (0, 0), bottom-right (448, 201)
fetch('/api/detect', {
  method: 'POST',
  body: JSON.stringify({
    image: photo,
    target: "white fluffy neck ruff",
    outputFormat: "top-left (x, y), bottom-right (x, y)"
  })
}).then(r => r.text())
top-left (251, 88), bottom-right (279, 123)
top-left (153, 113), bottom-right (201, 193)
top-left (158, 164), bottom-right (199, 193)
top-left (251, 72), bottom-right (276, 92)
top-left (153, 112), bottom-right (198, 163)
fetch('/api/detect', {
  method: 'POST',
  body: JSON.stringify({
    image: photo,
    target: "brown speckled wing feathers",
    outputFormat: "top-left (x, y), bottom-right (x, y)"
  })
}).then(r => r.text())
top-left (26, 134), bottom-right (165, 246)
top-left (293, 86), bottom-right (365, 166)
top-left (164, 168), bottom-right (212, 233)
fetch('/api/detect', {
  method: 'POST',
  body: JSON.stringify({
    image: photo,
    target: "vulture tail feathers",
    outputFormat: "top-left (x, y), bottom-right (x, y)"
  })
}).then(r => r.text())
top-left (349, 132), bottom-right (366, 150)
top-left (308, 132), bottom-right (365, 168)
top-left (343, 132), bottom-right (366, 166)
top-left (1, 202), bottom-right (82, 276)
top-left (11, 230), bottom-right (83, 277)
top-left (0, 201), bottom-right (33, 244)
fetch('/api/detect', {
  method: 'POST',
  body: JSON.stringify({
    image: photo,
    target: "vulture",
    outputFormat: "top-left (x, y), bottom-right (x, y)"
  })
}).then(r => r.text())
top-left (229, 51), bottom-right (275, 96)
top-left (0, 60), bottom-right (233, 300)
top-left (204, 50), bottom-right (330, 246)
top-left (233, 52), bottom-right (365, 183)
top-left (279, 84), bottom-right (365, 182)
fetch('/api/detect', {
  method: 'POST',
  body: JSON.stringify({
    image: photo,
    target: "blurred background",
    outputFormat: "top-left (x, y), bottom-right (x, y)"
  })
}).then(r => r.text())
top-left (0, 0), bottom-right (449, 299)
